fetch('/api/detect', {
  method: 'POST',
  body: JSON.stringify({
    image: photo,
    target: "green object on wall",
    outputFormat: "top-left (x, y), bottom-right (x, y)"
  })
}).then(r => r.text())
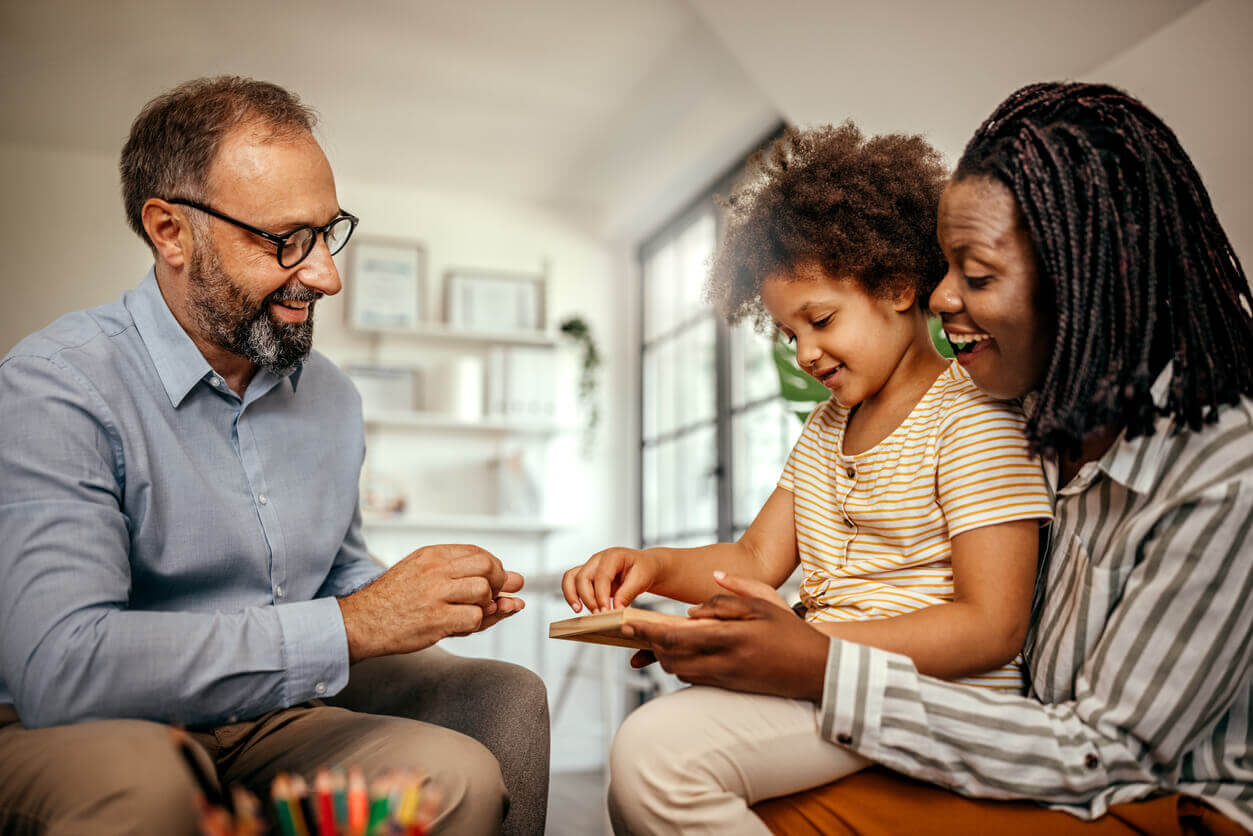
top-left (771, 317), bottom-right (955, 422)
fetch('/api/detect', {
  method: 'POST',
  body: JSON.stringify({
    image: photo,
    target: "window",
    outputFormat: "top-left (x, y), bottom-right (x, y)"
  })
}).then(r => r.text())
top-left (638, 134), bottom-right (802, 553)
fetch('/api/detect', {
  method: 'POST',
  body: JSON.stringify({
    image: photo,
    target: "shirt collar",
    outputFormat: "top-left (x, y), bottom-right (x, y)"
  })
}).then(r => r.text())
top-left (1099, 364), bottom-right (1174, 495)
top-left (127, 270), bottom-right (215, 408)
top-left (126, 270), bottom-right (305, 407)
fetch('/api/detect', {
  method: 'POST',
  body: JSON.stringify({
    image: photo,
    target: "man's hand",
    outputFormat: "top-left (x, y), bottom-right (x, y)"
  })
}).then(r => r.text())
top-left (337, 544), bottom-right (524, 663)
top-left (623, 584), bottom-right (829, 703)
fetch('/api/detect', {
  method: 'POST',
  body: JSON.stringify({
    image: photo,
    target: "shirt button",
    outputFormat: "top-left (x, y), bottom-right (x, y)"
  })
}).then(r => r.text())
top-left (314, 682), bottom-right (327, 695)
top-left (843, 515), bottom-right (853, 527)
top-left (1084, 753), bottom-right (1100, 769)
top-left (846, 466), bottom-right (856, 478)
top-left (258, 494), bottom-right (268, 505)
top-left (274, 585), bottom-right (284, 599)
top-left (210, 376), bottom-right (223, 387)
top-left (836, 733), bottom-right (853, 745)
top-left (227, 715), bottom-right (238, 724)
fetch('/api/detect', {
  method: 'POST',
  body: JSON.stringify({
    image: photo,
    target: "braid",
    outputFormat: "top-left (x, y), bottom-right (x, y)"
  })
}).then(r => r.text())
top-left (956, 82), bottom-right (1253, 457)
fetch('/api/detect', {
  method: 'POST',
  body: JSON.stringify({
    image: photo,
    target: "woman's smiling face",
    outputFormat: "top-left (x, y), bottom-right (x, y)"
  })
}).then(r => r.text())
top-left (931, 177), bottom-right (1055, 400)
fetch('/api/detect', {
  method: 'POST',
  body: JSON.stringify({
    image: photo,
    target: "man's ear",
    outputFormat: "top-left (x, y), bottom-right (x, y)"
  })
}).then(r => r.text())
top-left (141, 198), bottom-right (193, 270)
top-left (890, 281), bottom-right (917, 313)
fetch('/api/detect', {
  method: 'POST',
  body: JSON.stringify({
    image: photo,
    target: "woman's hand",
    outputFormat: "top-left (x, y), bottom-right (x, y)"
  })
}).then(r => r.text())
top-left (561, 547), bottom-right (663, 613)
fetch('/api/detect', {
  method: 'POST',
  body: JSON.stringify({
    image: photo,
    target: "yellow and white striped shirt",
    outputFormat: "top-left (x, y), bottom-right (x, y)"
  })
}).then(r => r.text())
top-left (778, 361), bottom-right (1052, 690)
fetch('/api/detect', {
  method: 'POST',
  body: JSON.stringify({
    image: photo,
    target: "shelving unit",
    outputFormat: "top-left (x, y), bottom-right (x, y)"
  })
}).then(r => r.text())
top-left (362, 512), bottom-right (567, 535)
top-left (363, 410), bottom-right (572, 436)
top-left (360, 321), bottom-right (557, 347)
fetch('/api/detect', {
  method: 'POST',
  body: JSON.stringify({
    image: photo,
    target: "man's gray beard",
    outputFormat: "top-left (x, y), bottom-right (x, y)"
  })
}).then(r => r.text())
top-left (187, 238), bottom-right (316, 377)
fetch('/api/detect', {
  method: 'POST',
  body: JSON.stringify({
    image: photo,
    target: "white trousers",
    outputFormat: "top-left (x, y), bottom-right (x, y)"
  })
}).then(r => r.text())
top-left (607, 685), bottom-right (869, 835)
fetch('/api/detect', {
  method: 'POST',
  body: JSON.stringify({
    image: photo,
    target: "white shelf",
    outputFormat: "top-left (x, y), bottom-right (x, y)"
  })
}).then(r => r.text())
top-left (361, 322), bottom-right (557, 347)
top-left (363, 513), bottom-right (567, 534)
top-left (363, 410), bottom-right (572, 436)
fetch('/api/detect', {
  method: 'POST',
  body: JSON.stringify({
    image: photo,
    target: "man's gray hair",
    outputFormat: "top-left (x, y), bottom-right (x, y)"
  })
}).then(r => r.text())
top-left (119, 76), bottom-right (317, 250)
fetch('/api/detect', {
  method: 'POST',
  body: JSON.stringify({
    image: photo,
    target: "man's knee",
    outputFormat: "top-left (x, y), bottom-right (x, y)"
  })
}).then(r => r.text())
top-left (433, 733), bottom-right (508, 834)
top-left (0, 720), bottom-right (202, 836)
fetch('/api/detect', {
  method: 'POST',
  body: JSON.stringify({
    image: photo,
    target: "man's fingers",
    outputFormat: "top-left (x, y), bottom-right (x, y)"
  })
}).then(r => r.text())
top-left (446, 576), bottom-right (493, 606)
top-left (501, 571), bottom-right (524, 594)
top-left (479, 596), bottom-right (525, 631)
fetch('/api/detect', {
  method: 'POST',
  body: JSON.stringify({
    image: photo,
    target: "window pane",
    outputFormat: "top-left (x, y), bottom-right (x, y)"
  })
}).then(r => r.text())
top-left (654, 437), bottom-right (679, 540)
top-left (730, 321), bottom-right (778, 409)
top-left (677, 424), bottom-right (718, 535)
top-left (676, 211), bottom-right (716, 321)
top-left (642, 345), bottom-right (658, 440)
top-left (731, 398), bottom-right (799, 529)
top-left (650, 338), bottom-right (679, 437)
top-left (642, 445), bottom-right (658, 544)
top-left (644, 243), bottom-right (677, 341)
top-left (675, 317), bottom-right (716, 429)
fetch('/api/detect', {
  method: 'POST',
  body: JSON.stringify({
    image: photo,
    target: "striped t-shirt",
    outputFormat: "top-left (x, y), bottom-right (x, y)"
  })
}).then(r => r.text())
top-left (778, 361), bottom-right (1053, 690)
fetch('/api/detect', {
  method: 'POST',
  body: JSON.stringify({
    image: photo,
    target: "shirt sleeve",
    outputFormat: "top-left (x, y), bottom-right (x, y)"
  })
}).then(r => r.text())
top-left (935, 396), bottom-right (1052, 537)
top-left (818, 474), bottom-right (1253, 812)
top-left (0, 355), bottom-right (350, 728)
top-left (317, 500), bottom-right (386, 598)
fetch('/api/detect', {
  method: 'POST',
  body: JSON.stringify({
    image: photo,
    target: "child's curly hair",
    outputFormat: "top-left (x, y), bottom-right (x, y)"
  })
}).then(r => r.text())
top-left (707, 122), bottom-right (948, 329)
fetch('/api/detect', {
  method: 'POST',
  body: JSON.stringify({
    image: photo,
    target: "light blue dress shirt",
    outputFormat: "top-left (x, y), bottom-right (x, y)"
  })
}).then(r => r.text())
top-left (0, 271), bottom-right (383, 728)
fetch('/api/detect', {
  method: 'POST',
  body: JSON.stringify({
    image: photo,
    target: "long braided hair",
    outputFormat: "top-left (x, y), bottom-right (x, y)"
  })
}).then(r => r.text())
top-left (956, 82), bottom-right (1253, 457)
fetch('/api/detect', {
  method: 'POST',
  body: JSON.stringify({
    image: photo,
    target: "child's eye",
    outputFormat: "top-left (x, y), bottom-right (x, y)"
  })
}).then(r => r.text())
top-left (963, 273), bottom-right (992, 289)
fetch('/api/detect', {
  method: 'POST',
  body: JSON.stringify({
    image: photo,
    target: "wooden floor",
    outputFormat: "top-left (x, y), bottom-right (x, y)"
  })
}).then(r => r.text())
top-left (546, 769), bottom-right (608, 836)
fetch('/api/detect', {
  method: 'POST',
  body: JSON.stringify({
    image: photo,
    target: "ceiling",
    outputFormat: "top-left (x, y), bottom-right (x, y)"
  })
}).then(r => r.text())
top-left (0, 0), bottom-right (1203, 243)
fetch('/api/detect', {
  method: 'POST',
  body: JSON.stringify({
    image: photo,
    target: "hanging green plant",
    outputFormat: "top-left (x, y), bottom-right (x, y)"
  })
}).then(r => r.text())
top-left (559, 315), bottom-right (601, 456)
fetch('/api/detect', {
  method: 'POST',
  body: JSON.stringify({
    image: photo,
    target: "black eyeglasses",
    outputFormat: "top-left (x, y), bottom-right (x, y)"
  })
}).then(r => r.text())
top-left (167, 198), bottom-right (359, 268)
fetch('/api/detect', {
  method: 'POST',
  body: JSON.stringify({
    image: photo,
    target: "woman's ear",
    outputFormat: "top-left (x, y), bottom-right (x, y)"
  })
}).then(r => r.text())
top-left (141, 198), bottom-right (193, 270)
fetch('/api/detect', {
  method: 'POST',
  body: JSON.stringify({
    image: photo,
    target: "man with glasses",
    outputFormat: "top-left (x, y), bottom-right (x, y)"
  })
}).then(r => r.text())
top-left (0, 77), bottom-right (547, 835)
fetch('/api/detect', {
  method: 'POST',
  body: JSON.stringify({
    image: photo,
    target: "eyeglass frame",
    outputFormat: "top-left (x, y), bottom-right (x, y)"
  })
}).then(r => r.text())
top-left (165, 198), bottom-right (359, 268)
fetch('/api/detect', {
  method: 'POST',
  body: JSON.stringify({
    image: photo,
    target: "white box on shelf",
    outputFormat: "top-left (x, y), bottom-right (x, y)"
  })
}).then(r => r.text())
top-left (345, 365), bottom-right (418, 413)
top-left (490, 346), bottom-right (557, 421)
top-left (491, 446), bottom-right (545, 517)
top-left (423, 356), bottom-right (486, 420)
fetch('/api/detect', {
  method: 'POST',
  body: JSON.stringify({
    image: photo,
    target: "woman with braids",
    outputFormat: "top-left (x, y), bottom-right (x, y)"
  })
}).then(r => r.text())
top-left (564, 122), bottom-right (1054, 834)
top-left (620, 82), bottom-right (1253, 834)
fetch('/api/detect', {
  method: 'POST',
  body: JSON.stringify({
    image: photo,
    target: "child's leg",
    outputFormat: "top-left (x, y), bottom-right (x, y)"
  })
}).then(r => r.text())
top-left (607, 685), bottom-right (869, 836)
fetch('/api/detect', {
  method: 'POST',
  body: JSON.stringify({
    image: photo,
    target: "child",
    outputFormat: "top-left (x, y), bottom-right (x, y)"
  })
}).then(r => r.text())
top-left (562, 124), bottom-right (1053, 835)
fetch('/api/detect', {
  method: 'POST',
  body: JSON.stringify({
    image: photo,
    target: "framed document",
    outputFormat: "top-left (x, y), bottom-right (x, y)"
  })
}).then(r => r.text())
top-left (444, 268), bottom-right (546, 334)
top-left (346, 238), bottom-right (426, 331)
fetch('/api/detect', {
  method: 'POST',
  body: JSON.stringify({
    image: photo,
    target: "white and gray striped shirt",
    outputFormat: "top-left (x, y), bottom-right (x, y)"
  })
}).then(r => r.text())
top-left (819, 379), bottom-right (1253, 829)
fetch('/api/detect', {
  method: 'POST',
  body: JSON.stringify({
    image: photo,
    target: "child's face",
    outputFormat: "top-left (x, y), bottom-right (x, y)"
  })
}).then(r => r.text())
top-left (761, 261), bottom-right (918, 408)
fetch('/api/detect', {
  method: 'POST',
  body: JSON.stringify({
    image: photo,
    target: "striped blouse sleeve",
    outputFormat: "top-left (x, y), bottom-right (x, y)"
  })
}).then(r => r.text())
top-left (818, 471), bottom-right (1253, 814)
top-left (935, 395), bottom-right (1052, 538)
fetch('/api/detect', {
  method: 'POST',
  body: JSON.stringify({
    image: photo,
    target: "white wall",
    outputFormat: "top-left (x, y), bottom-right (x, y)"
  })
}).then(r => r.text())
top-left (1080, 0), bottom-right (1252, 263)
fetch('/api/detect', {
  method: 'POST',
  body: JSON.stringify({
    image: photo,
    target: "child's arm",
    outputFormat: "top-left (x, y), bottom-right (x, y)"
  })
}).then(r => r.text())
top-left (562, 487), bottom-right (799, 612)
top-left (810, 520), bottom-right (1039, 680)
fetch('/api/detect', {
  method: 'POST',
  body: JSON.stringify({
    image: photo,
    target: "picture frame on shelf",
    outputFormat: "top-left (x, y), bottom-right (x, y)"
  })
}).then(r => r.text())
top-left (445, 268), bottom-right (546, 334)
top-left (345, 237), bottom-right (426, 332)
top-left (344, 365), bottom-right (419, 414)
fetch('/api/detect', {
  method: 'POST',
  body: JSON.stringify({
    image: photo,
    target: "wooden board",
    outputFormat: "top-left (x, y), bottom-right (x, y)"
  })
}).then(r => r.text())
top-left (548, 607), bottom-right (687, 650)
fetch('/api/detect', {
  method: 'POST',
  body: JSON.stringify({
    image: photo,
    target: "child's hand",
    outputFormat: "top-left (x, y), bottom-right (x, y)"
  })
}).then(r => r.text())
top-left (709, 570), bottom-right (793, 613)
top-left (562, 548), bottom-right (662, 613)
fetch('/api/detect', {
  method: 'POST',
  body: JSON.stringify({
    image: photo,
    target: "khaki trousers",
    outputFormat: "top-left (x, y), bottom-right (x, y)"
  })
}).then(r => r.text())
top-left (0, 656), bottom-right (507, 836)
